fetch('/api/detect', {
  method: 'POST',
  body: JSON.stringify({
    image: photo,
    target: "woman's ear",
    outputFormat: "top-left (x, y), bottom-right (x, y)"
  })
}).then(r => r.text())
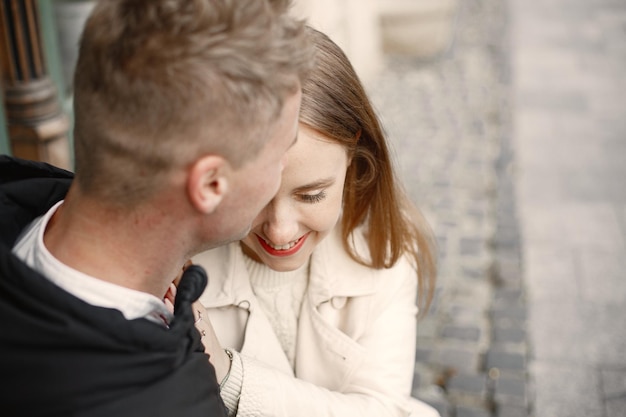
top-left (187, 155), bottom-right (230, 214)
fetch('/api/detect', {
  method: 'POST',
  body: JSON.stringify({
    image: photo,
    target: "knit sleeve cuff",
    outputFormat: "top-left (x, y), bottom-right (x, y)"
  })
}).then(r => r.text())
top-left (220, 350), bottom-right (243, 416)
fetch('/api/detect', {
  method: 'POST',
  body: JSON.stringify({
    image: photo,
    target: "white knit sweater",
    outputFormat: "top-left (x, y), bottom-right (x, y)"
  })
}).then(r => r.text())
top-left (244, 254), bottom-right (310, 368)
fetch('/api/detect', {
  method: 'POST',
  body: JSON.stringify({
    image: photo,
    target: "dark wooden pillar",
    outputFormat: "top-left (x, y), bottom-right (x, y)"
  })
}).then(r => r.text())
top-left (0, 0), bottom-right (70, 169)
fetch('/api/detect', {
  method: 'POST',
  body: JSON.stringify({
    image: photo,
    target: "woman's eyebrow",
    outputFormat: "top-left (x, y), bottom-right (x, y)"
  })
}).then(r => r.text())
top-left (293, 178), bottom-right (335, 193)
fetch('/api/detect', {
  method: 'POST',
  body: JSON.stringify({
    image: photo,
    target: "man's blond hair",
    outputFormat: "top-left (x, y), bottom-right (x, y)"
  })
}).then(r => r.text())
top-left (73, 0), bottom-right (313, 204)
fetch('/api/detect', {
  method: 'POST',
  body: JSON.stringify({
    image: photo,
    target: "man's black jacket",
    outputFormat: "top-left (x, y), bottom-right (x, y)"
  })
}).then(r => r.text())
top-left (0, 156), bottom-right (226, 416)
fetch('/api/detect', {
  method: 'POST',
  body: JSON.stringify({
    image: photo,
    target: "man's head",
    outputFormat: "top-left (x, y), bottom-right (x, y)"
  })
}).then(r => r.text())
top-left (72, 0), bottom-right (313, 209)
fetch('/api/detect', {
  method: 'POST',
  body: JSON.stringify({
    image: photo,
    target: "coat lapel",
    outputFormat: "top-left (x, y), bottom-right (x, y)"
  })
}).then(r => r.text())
top-left (307, 225), bottom-right (379, 307)
top-left (295, 226), bottom-right (378, 388)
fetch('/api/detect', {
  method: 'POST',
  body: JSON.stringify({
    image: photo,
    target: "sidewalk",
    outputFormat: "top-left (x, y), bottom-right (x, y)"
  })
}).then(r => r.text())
top-left (512, 1), bottom-right (626, 416)
top-left (368, 0), bottom-right (626, 416)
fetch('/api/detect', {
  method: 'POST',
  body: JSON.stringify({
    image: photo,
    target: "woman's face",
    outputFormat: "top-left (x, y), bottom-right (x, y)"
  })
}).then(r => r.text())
top-left (241, 124), bottom-right (349, 271)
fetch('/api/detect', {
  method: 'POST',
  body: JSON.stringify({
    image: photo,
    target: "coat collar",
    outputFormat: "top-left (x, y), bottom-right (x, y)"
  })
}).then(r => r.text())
top-left (194, 242), bottom-right (250, 308)
top-left (306, 225), bottom-right (379, 305)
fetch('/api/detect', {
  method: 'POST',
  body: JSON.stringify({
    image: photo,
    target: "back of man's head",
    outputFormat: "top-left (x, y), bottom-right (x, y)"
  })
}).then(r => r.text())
top-left (72, 0), bottom-right (313, 205)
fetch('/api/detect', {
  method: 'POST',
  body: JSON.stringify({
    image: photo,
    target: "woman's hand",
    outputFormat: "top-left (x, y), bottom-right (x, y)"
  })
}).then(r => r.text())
top-left (163, 260), bottom-right (192, 313)
top-left (193, 301), bottom-right (232, 383)
top-left (163, 283), bottom-right (176, 314)
top-left (170, 261), bottom-right (231, 383)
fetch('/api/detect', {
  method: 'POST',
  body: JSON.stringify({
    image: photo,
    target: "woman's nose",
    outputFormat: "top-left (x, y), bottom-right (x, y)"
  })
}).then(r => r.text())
top-left (262, 202), bottom-right (299, 245)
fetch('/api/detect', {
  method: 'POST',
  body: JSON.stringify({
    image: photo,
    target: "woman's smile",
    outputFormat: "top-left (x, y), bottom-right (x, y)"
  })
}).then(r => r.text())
top-left (256, 233), bottom-right (309, 257)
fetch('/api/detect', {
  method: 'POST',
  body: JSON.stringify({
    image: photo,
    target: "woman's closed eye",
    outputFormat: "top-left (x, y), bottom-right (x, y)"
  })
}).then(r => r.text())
top-left (298, 190), bottom-right (327, 204)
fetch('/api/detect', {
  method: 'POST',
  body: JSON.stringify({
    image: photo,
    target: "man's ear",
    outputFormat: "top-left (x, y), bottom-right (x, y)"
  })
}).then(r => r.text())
top-left (187, 155), bottom-right (230, 214)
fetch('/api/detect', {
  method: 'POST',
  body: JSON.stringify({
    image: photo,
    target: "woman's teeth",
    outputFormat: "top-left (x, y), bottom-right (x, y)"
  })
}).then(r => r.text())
top-left (266, 237), bottom-right (300, 250)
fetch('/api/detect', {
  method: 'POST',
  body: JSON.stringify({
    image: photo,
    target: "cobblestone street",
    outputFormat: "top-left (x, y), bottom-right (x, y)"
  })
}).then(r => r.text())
top-left (368, 1), bottom-right (525, 416)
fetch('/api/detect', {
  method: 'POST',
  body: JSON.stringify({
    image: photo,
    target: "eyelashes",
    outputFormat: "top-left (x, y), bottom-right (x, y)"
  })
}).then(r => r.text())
top-left (298, 190), bottom-right (327, 204)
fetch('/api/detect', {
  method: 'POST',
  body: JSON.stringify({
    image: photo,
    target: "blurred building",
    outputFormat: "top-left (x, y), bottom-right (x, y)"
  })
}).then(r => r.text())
top-left (0, 0), bottom-right (458, 169)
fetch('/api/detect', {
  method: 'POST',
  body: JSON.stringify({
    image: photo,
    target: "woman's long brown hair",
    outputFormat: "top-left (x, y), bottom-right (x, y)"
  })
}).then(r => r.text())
top-left (299, 28), bottom-right (437, 314)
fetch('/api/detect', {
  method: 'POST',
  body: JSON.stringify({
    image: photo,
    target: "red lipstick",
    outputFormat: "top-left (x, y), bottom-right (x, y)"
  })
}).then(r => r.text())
top-left (257, 233), bottom-right (309, 257)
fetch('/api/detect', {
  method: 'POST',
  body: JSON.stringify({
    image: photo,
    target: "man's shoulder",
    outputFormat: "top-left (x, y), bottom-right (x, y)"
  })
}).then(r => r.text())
top-left (0, 155), bottom-right (74, 183)
top-left (0, 157), bottom-right (71, 247)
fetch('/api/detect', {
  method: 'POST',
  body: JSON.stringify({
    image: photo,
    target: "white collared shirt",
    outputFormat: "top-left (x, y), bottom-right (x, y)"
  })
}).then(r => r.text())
top-left (12, 201), bottom-right (173, 326)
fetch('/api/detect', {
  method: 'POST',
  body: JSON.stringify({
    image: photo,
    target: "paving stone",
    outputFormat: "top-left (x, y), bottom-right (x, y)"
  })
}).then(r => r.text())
top-left (493, 288), bottom-right (524, 305)
top-left (441, 325), bottom-right (482, 342)
top-left (495, 200), bottom-right (517, 219)
top-left (493, 258), bottom-right (522, 282)
top-left (447, 373), bottom-right (488, 396)
top-left (447, 280), bottom-right (493, 308)
top-left (415, 346), bottom-right (434, 363)
top-left (416, 316), bottom-right (439, 340)
top-left (456, 405), bottom-right (492, 417)
top-left (495, 405), bottom-right (528, 417)
top-left (491, 317), bottom-right (526, 333)
top-left (490, 306), bottom-right (526, 321)
top-left (460, 237), bottom-right (485, 256)
top-left (485, 350), bottom-right (526, 371)
top-left (492, 247), bottom-right (521, 267)
top-left (436, 347), bottom-right (482, 374)
top-left (491, 295), bottom-right (524, 312)
top-left (493, 231), bottom-right (520, 251)
top-left (492, 326), bottom-right (526, 345)
top-left (448, 305), bottom-right (485, 324)
top-left (493, 376), bottom-right (527, 407)
top-left (461, 265), bottom-right (490, 280)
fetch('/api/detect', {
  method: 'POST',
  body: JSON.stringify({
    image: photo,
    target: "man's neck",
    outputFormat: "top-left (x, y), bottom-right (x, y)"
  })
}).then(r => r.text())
top-left (43, 188), bottom-right (188, 298)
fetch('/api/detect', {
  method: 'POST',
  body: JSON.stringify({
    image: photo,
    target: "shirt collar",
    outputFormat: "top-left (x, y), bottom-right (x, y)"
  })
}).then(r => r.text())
top-left (12, 200), bottom-right (173, 327)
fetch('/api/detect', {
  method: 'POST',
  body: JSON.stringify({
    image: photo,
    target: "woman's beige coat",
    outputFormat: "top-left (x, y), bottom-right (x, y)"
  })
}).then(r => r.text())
top-left (194, 226), bottom-right (439, 417)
